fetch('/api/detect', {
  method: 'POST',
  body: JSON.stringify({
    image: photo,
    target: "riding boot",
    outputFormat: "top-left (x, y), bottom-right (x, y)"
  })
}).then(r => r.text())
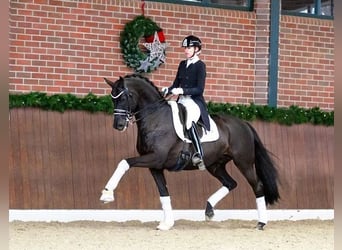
top-left (188, 122), bottom-right (206, 170)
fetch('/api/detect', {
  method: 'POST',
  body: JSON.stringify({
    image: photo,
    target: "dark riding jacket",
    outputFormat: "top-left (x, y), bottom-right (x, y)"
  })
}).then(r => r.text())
top-left (168, 59), bottom-right (210, 131)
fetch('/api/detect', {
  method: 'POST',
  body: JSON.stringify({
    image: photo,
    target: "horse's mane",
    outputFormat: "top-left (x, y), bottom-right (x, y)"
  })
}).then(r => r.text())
top-left (123, 74), bottom-right (163, 98)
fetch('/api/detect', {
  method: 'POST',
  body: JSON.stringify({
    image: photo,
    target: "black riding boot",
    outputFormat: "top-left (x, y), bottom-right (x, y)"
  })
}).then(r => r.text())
top-left (188, 122), bottom-right (206, 170)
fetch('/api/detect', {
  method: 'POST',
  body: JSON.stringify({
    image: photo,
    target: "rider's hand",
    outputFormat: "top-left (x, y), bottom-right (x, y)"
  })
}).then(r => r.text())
top-left (171, 88), bottom-right (184, 95)
top-left (161, 87), bottom-right (169, 97)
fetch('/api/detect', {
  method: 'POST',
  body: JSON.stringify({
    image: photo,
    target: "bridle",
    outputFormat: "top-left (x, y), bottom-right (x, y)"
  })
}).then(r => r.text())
top-left (111, 88), bottom-right (133, 126)
top-left (111, 87), bottom-right (167, 126)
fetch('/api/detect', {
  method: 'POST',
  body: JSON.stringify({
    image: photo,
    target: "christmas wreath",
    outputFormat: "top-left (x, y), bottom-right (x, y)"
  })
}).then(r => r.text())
top-left (120, 15), bottom-right (167, 73)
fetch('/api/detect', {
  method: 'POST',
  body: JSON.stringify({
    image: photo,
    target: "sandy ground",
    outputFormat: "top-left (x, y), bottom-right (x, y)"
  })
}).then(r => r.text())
top-left (10, 219), bottom-right (333, 250)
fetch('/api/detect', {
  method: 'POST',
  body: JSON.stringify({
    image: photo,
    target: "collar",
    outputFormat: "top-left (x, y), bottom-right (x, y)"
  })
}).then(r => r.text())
top-left (186, 55), bottom-right (199, 67)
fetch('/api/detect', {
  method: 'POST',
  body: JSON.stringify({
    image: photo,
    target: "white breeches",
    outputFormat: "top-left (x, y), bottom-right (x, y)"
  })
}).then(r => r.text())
top-left (178, 95), bottom-right (200, 129)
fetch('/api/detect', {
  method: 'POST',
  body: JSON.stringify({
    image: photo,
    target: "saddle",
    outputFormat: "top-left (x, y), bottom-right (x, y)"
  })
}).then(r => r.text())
top-left (167, 101), bottom-right (219, 143)
top-left (167, 101), bottom-right (219, 171)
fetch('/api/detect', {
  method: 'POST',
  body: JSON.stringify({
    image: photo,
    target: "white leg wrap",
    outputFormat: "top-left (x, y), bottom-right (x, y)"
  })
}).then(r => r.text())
top-left (256, 196), bottom-right (268, 224)
top-left (99, 160), bottom-right (130, 203)
top-left (105, 159), bottom-right (130, 191)
top-left (207, 186), bottom-right (229, 207)
top-left (157, 196), bottom-right (174, 231)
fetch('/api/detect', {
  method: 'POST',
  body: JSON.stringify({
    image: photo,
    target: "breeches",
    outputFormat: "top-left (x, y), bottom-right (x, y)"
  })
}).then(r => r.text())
top-left (178, 95), bottom-right (200, 129)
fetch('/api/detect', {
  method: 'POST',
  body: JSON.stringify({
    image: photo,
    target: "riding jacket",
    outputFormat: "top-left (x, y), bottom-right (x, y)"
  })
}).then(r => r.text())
top-left (168, 59), bottom-right (210, 131)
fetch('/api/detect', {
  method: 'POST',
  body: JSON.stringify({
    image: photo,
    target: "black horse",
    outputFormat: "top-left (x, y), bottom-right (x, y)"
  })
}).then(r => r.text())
top-left (100, 74), bottom-right (280, 230)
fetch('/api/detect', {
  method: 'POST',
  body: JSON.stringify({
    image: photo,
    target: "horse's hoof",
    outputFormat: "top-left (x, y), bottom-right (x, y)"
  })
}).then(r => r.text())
top-left (205, 215), bottom-right (213, 221)
top-left (256, 222), bottom-right (266, 230)
top-left (205, 202), bottom-right (214, 221)
top-left (205, 210), bottom-right (214, 221)
top-left (99, 189), bottom-right (114, 203)
top-left (156, 221), bottom-right (174, 231)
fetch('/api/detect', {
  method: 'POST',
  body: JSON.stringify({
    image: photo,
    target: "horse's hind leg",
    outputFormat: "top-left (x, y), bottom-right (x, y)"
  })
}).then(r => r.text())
top-left (205, 161), bottom-right (237, 221)
top-left (234, 160), bottom-right (268, 230)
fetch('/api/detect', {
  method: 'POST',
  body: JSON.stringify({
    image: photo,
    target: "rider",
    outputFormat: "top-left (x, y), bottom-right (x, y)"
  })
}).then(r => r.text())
top-left (162, 35), bottom-right (210, 170)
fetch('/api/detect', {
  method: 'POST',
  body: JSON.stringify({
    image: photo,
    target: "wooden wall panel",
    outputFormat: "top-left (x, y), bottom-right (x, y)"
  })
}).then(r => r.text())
top-left (9, 109), bottom-right (334, 210)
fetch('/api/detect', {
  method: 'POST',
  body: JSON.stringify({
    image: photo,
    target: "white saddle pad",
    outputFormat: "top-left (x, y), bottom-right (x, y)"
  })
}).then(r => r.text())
top-left (167, 101), bottom-right (219, 143)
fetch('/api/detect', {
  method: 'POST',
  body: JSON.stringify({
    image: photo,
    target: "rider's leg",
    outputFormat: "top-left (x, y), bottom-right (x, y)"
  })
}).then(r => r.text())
top-left (188, 122), bottom-right (206, 170)
top-left (178, 96), bottom-right (205, 170)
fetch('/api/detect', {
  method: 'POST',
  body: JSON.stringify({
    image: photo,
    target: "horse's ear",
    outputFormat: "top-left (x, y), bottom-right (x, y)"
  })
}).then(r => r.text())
top-left (104, 77), bottom-right (114, 88)
top-left (117, 76), bottom-right (125, 88)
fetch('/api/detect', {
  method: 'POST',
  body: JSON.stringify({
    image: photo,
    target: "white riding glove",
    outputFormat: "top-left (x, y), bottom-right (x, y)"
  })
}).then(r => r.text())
top-left (161, 87), bottom-right (169, 96)
top-left (171, 88), bottom-right (184, 95)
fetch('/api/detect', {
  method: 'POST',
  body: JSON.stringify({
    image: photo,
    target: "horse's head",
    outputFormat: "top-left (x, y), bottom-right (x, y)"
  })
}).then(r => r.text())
top-left (104, 76), bottom-right (134, 131)
top-left (104, 74), bottom-right (164, 131)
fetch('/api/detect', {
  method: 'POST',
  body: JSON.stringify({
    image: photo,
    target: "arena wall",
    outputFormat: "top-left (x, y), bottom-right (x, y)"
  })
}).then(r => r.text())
top-left (9, 109), bottom-right (334, 210)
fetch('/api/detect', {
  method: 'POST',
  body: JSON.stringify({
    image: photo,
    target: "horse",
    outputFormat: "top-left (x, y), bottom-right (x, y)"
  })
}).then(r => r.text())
top-left (99, 74), bottom-right (280, 230)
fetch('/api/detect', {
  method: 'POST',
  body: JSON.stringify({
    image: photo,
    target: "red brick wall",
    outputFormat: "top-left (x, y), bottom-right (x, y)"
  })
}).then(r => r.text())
top-left (9, 0), bottom-right (334, 110)
top-left (278, 15), bottom-right (334, 110)
top-left (254, 0), bottom-right (270, 105)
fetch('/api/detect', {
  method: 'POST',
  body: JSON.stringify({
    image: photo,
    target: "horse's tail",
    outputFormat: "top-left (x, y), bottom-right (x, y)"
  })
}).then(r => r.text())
top-left (246, 122), bottom-right (280, 205)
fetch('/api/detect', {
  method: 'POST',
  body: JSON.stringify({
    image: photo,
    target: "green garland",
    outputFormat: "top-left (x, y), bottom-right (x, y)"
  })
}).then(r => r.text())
top-left (9, 92), bottom-right (334, 126)
top-left (207, 102), bottom-right (334, 126)
top-left (120, 15), bottom-right (166, 73)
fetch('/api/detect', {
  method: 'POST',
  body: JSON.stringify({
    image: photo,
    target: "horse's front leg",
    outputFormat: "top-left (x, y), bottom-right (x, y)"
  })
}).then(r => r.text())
top-left (99, 154), bottom-right (175, 230)
top-left (149, 168), bottom-right (174, 230)
top-left (100, 152), bottom-right (164, 203)
top-left (99, 159), bottom-right (130, 203)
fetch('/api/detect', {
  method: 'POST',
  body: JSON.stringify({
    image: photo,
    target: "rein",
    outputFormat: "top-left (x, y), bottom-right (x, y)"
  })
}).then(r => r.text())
top-left (111, 89), bottom-right (172, 125)
top-left (132, 98), bottom-right (167, 123)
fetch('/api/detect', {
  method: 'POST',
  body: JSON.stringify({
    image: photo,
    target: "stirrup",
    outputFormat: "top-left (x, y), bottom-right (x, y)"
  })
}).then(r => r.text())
top-left (192, 152), bottom-right (206, 170)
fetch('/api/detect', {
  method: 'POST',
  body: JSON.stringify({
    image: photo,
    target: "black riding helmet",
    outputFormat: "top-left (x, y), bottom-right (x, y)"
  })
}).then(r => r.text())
top-left (181, 35), bottom-right (202, 51)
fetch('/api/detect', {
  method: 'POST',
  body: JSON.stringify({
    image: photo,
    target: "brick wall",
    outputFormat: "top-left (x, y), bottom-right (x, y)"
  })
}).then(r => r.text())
top-left (254, 0), bottom-right (270, 106)
top-left (278, 15), bottom-right (334, 110)
top-left (9, 0), bottom-right (334, 110)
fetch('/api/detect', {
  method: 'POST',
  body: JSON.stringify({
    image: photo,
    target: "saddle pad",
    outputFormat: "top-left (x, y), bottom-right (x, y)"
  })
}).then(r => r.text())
top-left (167, 101), bottom-right (219, 143)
